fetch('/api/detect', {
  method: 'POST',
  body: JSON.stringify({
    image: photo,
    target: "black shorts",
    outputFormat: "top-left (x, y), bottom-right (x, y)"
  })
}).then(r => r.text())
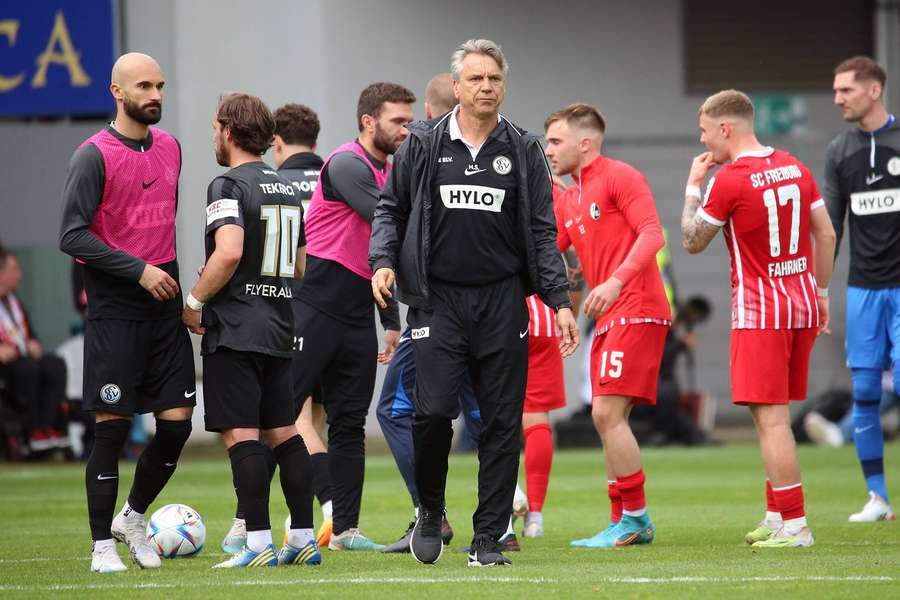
top-left (203, 347), bottom-right (294, 432)
top-left (83, 317), bottom-right (196, 416)
top-left (292, 301), bottom-right (377, 418)
top-left (408, 276), bottom-right (529, 420)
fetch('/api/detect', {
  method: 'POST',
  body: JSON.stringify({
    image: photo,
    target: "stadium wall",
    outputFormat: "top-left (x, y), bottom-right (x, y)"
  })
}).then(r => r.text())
top-left (0, 0), bottom-right (871, 430)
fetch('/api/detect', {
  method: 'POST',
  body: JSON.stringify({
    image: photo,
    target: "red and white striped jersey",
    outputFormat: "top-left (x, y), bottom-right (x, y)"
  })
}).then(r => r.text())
top-left (697, 147), bottom-right (824, 330)
top-left (526, 294), bottom-right (557, 337)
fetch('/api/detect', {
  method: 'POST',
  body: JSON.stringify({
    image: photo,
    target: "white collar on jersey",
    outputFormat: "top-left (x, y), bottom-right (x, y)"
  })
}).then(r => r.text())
top-left (449, 104), bottom-right (502, 161)
top-left (733, 146), bottom-right (775, 161)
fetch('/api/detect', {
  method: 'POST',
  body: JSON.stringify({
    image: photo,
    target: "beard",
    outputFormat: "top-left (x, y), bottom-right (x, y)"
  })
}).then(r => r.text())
top-left (215, 138), bottom-right (230, 167)
top-left (373, 123), bottom-right (400, 156)
top-left (123, 94), bottom-right (162, 125)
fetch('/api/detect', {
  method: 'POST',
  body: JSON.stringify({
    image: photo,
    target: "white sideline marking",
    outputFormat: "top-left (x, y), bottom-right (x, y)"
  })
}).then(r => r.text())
top-left (0, 577), bottom-right (558, 591)
top-left (607, 576), bottom-right (894, 583)
top-left (0, 575), bottom-right (893, 591)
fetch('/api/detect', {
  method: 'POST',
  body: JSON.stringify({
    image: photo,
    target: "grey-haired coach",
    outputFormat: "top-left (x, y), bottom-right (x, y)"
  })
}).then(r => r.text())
top-left (369, 38), bottom-right (578, 567)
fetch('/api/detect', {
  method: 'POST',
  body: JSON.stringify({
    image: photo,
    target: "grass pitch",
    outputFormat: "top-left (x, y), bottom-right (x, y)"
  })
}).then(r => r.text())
top-left (0, 443), bottom-right (897, 599)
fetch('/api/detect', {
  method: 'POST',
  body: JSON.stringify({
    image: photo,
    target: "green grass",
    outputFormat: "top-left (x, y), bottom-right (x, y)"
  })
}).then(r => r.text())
top-left (0, 444), bottom-right (897, 599)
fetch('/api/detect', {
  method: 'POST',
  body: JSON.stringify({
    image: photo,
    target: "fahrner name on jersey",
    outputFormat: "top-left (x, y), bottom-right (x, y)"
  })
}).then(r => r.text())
top-left (768, 256), bottom-right (808, 278)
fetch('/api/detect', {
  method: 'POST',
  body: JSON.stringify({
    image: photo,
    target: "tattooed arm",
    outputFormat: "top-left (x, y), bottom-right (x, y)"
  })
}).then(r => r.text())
top-left (681, 152), bottom-right (721, 254)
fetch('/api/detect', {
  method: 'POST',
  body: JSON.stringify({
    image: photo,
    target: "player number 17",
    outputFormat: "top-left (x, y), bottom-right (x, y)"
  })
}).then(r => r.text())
top-left (762, 183), bottom-right (800, 258)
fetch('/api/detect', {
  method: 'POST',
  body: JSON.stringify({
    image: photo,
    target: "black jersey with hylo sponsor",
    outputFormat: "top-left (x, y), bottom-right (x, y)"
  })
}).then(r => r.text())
top-left (824, 116), bottom-right (900, 288)
top-left (430, 121), bottom-right (522, 285)
top-left (202, 161), bottom-right (303, 357)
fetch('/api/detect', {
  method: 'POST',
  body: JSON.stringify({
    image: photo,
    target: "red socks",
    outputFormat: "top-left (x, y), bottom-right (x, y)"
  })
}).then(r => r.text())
top-left (524, 423), bottom-right (553, 513)
top-left (772, 483), bottom-right (805, 521)
top-left (607, 480), bottom-right (622, 523)
top-left (617, 469), bottom-right (647, 516)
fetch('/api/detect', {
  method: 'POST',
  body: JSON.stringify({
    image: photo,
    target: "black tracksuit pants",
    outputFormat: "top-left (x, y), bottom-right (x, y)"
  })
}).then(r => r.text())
top-left (408, 276), bottom-right (529, 542)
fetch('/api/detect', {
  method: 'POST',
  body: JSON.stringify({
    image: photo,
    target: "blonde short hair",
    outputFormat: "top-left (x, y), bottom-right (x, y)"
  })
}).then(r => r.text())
top-left (699, 89), bottom-right (754, 121)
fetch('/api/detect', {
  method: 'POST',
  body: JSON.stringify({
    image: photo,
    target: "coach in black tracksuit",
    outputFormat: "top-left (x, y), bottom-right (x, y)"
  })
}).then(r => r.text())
top-left (369, 39), bottom-right (578, 567)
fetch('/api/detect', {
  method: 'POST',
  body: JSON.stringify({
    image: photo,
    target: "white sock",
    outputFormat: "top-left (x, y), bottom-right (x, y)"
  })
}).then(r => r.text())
top-left (513, 484), bottom-right (527, 505)
top-left (287, 528), bottom-right (314, 548)
top-left (321, 500), bottom-right (333, 521)
top-left (765, 511), bottom-right (782, 524)
top-left (122, 502), bottom-right (143, 520)
top-left (525, 511), bottom-right (543, 526)
top-left (783, 516), bottom-right (807, 533)
top-left (247, 529), bottom-right (273, 552)
top-left (622, 508), bottom-right (647, 517)
top-left (504, 516), bottom-right (515, 536)
top-left (93, 538), bottom-right (115, 552)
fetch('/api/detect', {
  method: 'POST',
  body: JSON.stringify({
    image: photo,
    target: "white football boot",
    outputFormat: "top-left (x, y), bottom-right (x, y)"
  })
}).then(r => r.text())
top-left (90, 540), bottom-right (127, 573)
top-left (849, 492), bottom-right (896, 522)
top-left (111, 505), bottom-right (162, 568)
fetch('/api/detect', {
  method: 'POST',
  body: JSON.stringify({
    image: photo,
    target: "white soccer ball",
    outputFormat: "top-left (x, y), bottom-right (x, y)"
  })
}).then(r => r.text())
top-left (146, 503), bottom-right (206, 558)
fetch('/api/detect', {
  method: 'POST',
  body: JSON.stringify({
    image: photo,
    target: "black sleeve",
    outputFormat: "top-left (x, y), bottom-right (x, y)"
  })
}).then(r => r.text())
top-left (525, 138), bottom-right (570, 309)
top-left (823, 139), bottom-right (847, 258)
top-left (58, 144), bottom-right (146, 281)
top-left (205, 176), bottom-right (245, 235)
top-left (377, 295), bottom-right (401, 330)
top-left (327, 152), bottom-right (381, 222)
top-left (369, 136), bottom-right (416, 272)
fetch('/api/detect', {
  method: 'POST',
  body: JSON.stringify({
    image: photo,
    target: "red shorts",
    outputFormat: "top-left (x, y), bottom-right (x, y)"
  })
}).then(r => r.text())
top-left (590, 323), bottom-right (668, 405)
top-left (730, 327), bottom-right (817, 405)
top-left (524, 335), bottom-right (566, 412)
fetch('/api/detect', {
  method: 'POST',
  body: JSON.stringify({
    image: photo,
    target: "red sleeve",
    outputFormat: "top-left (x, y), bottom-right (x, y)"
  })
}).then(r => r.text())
top-left (804, 166), bottom-right (825, 211)
top-left (609, 165), bottom-right (665, 285)
top-left (554, 185), bottom-right (572, 252)
top-left (697, 169), bottom-right (735, 227)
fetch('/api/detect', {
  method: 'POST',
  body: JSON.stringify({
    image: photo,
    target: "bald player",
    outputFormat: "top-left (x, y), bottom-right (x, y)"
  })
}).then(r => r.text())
top-left (425, 73), bottom-right (457, 118)
top-left (60, 53), bottom-right (195, 573)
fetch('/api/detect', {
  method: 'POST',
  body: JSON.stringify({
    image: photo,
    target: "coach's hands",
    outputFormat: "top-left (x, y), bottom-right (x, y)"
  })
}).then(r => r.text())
top-left (583, 277), bottom-right (623, 320)
top-left (688, 152), bottom-right (718, 187)
top-left (182, 304), bottom-right (205, 335)
top-left (556, 307), bottom-right (579, 358)
top-left (372, 267), bottom-right (395, 309)
top-left (816, 296), bottom-right (831, 336)
top-left (140, 264), bottom-right (179, 301)
top-left (378, 329), bottom-right (401, 364)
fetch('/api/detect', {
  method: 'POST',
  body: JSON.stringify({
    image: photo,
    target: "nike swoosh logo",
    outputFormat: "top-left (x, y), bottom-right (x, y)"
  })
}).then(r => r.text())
top-left (464, 167), bottom-right (486, 176)
top-left (142, 177), bottom-right (159, 190)
top-left (398, 337), bottom-right (410, 343)
top-left (184, 390), bottom-right (196, 398)
top-left (866, 174), bottom-right (883, 186)
top-left (854, 425), bottom-right (875, 434)
top-left (519, 330), bottom-right (528, 339)
top-left (164, 462), bottom-right (177, 467)
top-left (97, 474), bottom-right (118, 481)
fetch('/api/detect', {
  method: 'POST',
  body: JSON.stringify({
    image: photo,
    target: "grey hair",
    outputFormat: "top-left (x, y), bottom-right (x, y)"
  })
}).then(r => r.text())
top-left (450, 39), bottom-right (509, 80)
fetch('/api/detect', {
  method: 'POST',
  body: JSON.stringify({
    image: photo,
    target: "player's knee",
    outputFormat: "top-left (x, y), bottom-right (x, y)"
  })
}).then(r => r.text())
top-left (851, 368), bottom-right (882, 401)
top-left (157, 405), bottom-right (193, 421)
top-left (152, 418), bottom-right (192, 463)
top-left (93, 418), bottom-right (131, 450)
top-left (591, 402), bottom-right (620, 431)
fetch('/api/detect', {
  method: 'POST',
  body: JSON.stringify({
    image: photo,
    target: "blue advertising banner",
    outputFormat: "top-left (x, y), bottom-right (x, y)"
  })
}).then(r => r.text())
top-left (0, 1), bottom-right (116, 117)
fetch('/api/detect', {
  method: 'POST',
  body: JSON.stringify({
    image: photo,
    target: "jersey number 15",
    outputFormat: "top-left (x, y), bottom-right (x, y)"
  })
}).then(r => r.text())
top-left (260, 205), bottom-right (301, 277)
